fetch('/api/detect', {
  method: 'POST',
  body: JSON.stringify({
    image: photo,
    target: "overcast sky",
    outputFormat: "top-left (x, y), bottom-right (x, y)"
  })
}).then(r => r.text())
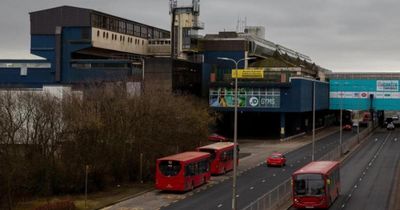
top-left (1, 0), bottom-right (400, 72)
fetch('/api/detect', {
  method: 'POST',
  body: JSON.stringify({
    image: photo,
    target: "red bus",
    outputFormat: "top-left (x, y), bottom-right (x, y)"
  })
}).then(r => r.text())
top-left (292, 161), bottom-right (340, 209)
top-left (155, 151), bottom-right (211, 191)
top-left (196, 142), bottom-right (237, 175)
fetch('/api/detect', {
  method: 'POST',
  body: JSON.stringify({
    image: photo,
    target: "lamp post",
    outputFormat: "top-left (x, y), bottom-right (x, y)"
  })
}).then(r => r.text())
top-left (312, 81), bottom-right (316, 161)
top-left (140, 57), bottom-right (145, 92)
top-left (217, 56), bottom-right (255, 210)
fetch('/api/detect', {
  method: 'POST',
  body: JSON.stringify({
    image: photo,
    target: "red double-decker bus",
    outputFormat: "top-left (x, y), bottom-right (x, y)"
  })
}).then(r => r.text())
top-left (292, 161), bottom-right (340, 209)
top-left (196, 142), bottom-right (237, 175)
top-left (155, 151), bottom-right (211, 191)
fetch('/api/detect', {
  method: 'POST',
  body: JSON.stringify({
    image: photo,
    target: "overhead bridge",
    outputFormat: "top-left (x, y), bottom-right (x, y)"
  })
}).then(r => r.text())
top-left (329, 73), bottom-right (400, 111)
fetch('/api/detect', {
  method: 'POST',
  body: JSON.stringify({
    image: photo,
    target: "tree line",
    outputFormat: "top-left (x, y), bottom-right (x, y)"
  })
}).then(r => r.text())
top-left (0, 83), bottom-right (214, 209)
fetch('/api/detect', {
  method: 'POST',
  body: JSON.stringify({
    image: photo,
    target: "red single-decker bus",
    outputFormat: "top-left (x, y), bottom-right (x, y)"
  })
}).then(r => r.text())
top-left (292, 161), bottom-right (340, 209)
top-left (155, 151), bottom-right (211, 191)
top-left (196, 142), bottom-right (237, 175)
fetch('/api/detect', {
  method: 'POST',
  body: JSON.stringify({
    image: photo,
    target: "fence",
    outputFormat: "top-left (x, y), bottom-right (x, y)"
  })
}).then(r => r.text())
top-left (242, 124), bottom-right (374, 210)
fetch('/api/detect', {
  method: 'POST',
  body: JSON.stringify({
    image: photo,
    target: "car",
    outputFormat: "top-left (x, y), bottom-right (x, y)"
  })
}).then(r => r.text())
top-left (208, 133), bottom-right (228, 142)
top-left (343, 124), bottom-right (352, 131)
top-left (387, 122), bottom-right (395, 130)
top-left (266, 152), bottom-right (286, 167)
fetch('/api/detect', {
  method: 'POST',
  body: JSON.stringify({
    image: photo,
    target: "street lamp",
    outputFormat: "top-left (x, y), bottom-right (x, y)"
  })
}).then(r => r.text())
top-left (339, 82), bottom-right (348, 157)
top-left (312, 81), bottom-right (316, 161)
top-left (217, 56), bottom-right (256, 210)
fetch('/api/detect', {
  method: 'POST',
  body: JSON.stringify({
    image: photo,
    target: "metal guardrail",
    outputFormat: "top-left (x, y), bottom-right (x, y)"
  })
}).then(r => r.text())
top-left (242, 125), bottom-right (374, 210)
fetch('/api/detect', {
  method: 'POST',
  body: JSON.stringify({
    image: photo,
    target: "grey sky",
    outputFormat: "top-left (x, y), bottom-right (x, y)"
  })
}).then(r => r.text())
top-left (1, 0), bottom-right (400, 72)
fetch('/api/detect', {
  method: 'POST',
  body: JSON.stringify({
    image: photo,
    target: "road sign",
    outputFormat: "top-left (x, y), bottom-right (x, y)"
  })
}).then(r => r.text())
top-left (232, 68), bottom-right (264, 79)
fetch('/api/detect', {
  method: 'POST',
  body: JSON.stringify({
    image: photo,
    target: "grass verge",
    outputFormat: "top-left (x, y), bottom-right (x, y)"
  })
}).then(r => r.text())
top-left (15, 183), bottom-right (153, 210)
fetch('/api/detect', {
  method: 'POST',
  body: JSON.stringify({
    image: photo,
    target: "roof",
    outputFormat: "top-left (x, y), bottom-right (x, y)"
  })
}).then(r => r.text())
top-left (198, 142), bottom-right (234, 150)
top-left (293, 161), bottom-right (339, 175)
top-left (30, 6), bottom-right (169, 33)
top-left (157, 151), bottom-right (210, 162)
top-left (328, 72), bottom-right (400, 80)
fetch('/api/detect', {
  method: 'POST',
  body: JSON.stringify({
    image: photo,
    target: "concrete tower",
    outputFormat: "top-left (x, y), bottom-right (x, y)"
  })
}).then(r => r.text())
top-left (169, 0), bottom-right (204, 61)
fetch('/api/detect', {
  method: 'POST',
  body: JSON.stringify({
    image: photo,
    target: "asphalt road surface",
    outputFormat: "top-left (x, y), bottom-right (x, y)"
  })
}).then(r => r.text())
top-left (329, 129), bottom-right (400, 210)
top-left (162, 129), bottom-right (362, 210)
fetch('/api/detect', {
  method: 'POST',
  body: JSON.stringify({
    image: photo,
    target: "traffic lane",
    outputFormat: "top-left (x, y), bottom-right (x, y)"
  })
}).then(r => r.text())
top-left (163, 128), bottom-right (362, 210)
top-left (339, 130), bottom-right (400, 210)
top-left (286, 129), bottom-right (387, 210)
top-left (328, 130), bottom-right (390, 210)
top-left (339, 130), bottom-right (389, 194)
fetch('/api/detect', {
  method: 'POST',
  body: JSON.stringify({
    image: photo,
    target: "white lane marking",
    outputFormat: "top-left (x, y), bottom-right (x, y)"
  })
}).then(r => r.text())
top-left (273, 174), bottom-right (276, 177)
top-left (217, 204), bottom-right (223, 208)
top-left (250, 186), bottom-right (254, 190)
top-left (236, 194), bottom-right (239, 197)
top-left (262, 179), bottom-right (266, 183)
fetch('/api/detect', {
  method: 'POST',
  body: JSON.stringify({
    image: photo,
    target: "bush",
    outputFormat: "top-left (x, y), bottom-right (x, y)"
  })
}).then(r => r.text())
top-left (34, 200), bottom-right (76, 210)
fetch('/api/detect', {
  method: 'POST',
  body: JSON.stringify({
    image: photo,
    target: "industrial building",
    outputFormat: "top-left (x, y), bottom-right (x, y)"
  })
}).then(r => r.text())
top-left (0, 3), bottom-right (203, 94)
top-left (200, 29), bottom-right (332, 138)
top-left (0, 1), bottom-right (336, 138)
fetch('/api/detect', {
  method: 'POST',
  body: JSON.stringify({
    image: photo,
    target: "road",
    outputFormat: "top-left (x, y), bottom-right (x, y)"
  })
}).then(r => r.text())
top-left (162, 129), bottom-right (362, 210)
top-left (328, 129), bottom-right (400, 210)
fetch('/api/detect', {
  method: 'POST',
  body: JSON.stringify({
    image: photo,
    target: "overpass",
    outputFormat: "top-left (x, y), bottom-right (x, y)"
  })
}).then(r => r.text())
top-left (329, 73), bottom-right (400, 111)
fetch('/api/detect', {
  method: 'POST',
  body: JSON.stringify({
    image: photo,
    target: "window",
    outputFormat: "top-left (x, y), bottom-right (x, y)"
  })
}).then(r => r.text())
top-left (199, 149), bottom-right (216, 161)
top-left (103, 31), bottom-right (105, 38)
top-left (20, 66), bottom-right (27, 76)
top-left (127, 23), bottom-right (134, 35)
top-left (134, 25), bottom-right (141, 37)
top-left (97, 30), bottom-right (100, 37)
top-left (294, 174), bottom-right (325, 196)
top-left (141, 26), bottom-right (147, 38)
top-left (106, 32), bottom-right (109, 39)
top-left (118, 21), bottom-right (126, 33)
top-left (142, 40), bottom-right (144, 45)
top-left (159, 160), bottom-right (181, 176)
top-left (154, 30), bottom-right (160, 39)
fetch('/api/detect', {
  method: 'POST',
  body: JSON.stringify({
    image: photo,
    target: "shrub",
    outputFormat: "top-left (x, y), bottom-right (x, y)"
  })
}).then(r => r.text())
top-left (34, 200), bottom-right (76, 210)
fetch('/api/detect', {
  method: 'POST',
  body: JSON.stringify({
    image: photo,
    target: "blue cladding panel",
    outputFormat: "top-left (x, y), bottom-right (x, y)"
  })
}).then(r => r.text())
top-left (0, 67), bottom-right (54, 86)
top-left (70, 68), bottom-right (130, 82)
top-left (330, 79), bottom-right (400, 110)
top-left (31, 35), bottom-right (56, 62)
top-left (283, 79), bottom-right (329, 112)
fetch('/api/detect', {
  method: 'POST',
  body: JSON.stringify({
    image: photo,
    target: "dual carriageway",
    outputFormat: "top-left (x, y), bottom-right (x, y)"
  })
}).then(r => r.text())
top-left (106, 126), bottom-right (399, 210)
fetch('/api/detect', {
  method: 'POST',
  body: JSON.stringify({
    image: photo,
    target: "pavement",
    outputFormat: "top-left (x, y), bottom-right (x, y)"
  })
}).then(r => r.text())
top-left (101, 126), bottom-right (339, 210)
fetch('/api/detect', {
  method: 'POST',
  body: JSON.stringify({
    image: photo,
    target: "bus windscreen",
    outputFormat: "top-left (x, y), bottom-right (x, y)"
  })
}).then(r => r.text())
top-left (294, 174), bottom-right (325, 196)
top-left (159, 160), bottom-right (181, 176)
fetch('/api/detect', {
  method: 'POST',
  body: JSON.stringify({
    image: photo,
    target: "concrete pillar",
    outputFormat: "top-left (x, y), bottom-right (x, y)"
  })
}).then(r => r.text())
top-left (280, 112), bottom-right (286, 138)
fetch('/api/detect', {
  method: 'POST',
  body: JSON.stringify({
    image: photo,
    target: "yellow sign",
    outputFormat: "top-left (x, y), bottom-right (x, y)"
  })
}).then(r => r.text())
top-left (232, 68), bottom-right (264, 79)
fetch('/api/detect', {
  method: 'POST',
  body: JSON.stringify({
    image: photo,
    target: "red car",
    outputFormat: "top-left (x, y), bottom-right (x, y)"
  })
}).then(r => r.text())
top-left (266, 152), bottom-right (286, 167)
top-left (343, 124), bottom-right (352, 131)
top-left (208, 133), bottom-right (228, 142)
